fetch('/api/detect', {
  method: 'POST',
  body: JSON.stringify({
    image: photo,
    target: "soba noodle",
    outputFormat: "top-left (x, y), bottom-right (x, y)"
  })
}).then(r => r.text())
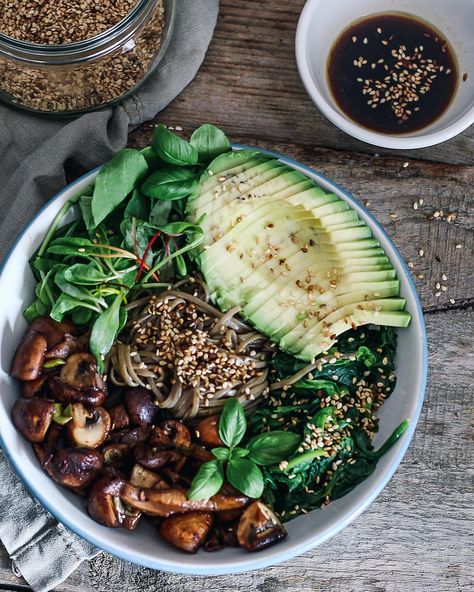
top-left (108, 278), bottom-right (274, 420)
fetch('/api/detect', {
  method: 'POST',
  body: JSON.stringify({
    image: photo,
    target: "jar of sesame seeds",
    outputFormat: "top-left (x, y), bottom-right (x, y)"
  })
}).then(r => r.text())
top-left (0, 0), bottom-right (175, 115)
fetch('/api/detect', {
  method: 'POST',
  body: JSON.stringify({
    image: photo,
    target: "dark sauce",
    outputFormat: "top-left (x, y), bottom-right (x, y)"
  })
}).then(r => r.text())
top-left (327, 13), bottom-right (458, 134)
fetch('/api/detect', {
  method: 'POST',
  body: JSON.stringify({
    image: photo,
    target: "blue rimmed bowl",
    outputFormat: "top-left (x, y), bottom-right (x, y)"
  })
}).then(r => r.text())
top-left (0, 148), bottom-right (427, 574)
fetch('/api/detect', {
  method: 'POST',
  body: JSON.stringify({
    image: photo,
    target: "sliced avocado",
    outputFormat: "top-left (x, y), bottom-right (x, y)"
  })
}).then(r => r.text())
top-left (298, 307), bottom-right (411, 360)
top-left (187, 148), bottom-right (411, 358)
top-left (248, 285), bottom-right (403, 343)
top-left (186, 150), bottom-right (269, 213)
top-left (285, 298), bottom-right (407, 356)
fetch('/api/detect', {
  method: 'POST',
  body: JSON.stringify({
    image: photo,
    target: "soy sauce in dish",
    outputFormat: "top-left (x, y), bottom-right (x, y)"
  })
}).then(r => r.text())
top-left (327, 13), bottom-right (458, 134)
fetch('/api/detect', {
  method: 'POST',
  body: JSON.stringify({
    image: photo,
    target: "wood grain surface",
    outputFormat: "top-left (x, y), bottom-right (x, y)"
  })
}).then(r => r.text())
top-left (1, 0), bottom-right (473, 590)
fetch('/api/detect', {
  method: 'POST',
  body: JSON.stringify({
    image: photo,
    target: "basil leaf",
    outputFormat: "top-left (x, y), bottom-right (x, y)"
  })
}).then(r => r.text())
top-left (91, 149), bottom-right (148, 227)
top-left (231, 447), bottom-right (249, 459)
top-left (187, 460), bottom-right (224, 500)
top-left (190, 124), bottom-right (231, 163)
top-left (124, 188), bottom-right (150, 221)
top-left (90, 293), bottom-right (123, 370)
top-left (219, 398), bottom-right (246, 449)
top-left (142, 167), bottom-right (196, 201)
top-left (152, 124), bottom-right (198, 166)
top-left (211, 447), bottom-right (229, 461)
top-left (226, 458), bottom-right (264, 499)
top-left (141, 146), bottom-right (163, 170)
top-left (247, 431), bottom-right (301, 466)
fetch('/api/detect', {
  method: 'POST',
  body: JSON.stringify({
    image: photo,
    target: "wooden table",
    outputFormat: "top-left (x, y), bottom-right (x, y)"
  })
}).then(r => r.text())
top-left (1, 1), bottom-right (472, 590)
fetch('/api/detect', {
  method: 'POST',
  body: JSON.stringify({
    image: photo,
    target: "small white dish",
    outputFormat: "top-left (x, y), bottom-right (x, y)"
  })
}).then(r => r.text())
top-left (0, 149), bottom-right (428, 574)
top-left (296, 0), bottom-right (474, 149)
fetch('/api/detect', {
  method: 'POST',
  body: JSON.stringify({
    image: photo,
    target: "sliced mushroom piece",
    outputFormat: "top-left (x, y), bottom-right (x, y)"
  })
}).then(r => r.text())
top-left (11, 332), bottom-right (48, 381)
top-left (60, 353), bottom-right (104, 391)
top-left (218, 522), bottom-right (240, 547)
top-left (33, 423), bottom-right (62, 466)
top-left (22, 375), bottom-right (48, 398)
top-left (47, 376), bottom-right (106, 408)
top-left (67, 403), bottom-right (111, 448)
top-left (44, 333), bottom-right (86, 360)
top-left (88, 473), bottom-right (126, 528)
top-left (159, 511), bottom-right (213, 553)
top-left (133, 443), bottom-right (182, 470)
top-left (189, 443), bottom-right (214, 462)
top-left (125, 388), bottom-right (160, 427)
top-left (121, 484), bottom-right (249, 518)
top-left (109, 425), bottom-right (150, 447)
top-left (45, 447), bottom-right (103, 488)
top-left (216, 508), bottom-right (243, 523)
top-left (29, 316), bottom-right (77, 348)
top-left (109, 404), bottom-right (130, 430)
top-left (12, 397), bottom-right (56, 443)
top-left (236, 501), bottom-right (287, 552)
top-left (195, 415), bottom-right (223, 448)
top-left (130, 464), bottom-right (168, 489)
top-left (203, 526), bottom-right (223, 552)
top-left (150, 420), bottom-right (192, 450)
top-left (102, 443), bottom-right (130, 466)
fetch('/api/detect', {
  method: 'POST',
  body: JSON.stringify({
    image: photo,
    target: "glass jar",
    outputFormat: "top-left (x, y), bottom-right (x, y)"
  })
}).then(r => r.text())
top-left (0, 0), bottom-right (175, 115)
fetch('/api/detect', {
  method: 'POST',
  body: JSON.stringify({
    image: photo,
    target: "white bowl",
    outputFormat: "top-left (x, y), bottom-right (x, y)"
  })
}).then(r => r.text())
top-left (296, 0), bottom-right (474, 149)
top-left (0, 148), bottom-right (428, 574)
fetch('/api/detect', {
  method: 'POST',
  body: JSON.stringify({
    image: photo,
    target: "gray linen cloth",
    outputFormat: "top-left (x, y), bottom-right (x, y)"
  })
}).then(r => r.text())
top-left (0, 1), bottom-right (219, 590)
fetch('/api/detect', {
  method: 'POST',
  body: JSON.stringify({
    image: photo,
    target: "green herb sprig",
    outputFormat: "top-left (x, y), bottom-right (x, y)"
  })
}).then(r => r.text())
top-left (188, 398), bottom-right (301, 500)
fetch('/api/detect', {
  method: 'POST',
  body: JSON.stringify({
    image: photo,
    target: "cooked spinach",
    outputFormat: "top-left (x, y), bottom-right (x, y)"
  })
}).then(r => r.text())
top-left (247, 326), bottom-right (409, 521)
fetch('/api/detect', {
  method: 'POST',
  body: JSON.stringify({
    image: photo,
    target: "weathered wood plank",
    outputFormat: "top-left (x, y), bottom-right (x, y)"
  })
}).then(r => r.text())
top-left (0, 310), bottom-right (472, 592)
top-left (1, 1), bottom-right (473, 589)
top-left (129, 0), bottom-right (474, 165)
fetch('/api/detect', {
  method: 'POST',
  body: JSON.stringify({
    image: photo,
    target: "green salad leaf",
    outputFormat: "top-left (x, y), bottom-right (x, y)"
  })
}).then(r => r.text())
top-left (247, 431), bottom-right (301, 466)
top-left (219, 397), bottom-right (246, 449)
top-left (187, 460), bottom-right (224, 501)
top-left (141, 167), bottom-right (197, 201)
top-left (152, 124), bottom-right (199, 166)
top-left (227, 458), bottom-right (264, 499)
top-left (89, 293), bottom-right (123, 372)
top-left (190, 123), bottom-right (231, 163)
top-left (91, 149), bottom-right (148, 227)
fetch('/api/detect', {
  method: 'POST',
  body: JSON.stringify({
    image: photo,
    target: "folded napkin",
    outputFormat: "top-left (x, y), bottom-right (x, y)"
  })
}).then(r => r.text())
top-left (0, 1), bottom-right (219, 590)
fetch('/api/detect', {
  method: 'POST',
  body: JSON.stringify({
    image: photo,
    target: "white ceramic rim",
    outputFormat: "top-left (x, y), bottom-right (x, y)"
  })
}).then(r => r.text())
top-left (295, 0), bottom-right (474, 149)
top-left (0, 148), bottom-right (428, 574)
